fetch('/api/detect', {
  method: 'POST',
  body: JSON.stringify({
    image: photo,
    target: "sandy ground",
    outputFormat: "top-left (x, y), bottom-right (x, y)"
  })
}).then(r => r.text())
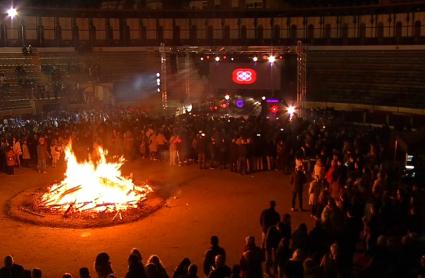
top-left (0, 160), bottom-right (312, 278)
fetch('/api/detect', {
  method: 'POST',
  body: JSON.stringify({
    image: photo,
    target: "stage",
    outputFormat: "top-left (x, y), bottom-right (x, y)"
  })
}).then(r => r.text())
top-left (0, 160), bottom-right (311, 277)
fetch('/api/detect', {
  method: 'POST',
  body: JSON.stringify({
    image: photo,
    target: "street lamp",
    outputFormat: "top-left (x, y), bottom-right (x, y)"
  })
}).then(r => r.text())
top-left (7, 7), bottom-right (17, 19)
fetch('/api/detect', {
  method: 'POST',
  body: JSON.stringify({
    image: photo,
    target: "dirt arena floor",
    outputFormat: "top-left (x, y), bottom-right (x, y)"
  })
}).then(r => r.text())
top-left (0, 160), bottom-right (312, 277)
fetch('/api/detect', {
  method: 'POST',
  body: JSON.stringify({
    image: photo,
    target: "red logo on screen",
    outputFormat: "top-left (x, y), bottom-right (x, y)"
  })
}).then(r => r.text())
top-left (232, 68), bottom-right (257, 85)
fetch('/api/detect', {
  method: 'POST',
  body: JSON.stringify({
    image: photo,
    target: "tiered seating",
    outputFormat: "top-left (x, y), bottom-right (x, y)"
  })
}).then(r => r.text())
top-left (307, 50), bottom-right (425, 109)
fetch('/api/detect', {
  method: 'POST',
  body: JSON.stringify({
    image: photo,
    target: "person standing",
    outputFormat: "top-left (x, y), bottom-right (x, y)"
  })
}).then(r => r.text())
top-left (239, 236), bottom-right (264, 278)
top-left (6, 147), bottom-right (16, 175)
top-left (203, 236), bottom-right (226, 277)
top-left (12, 137), bottom-right (22, 167)
top-left (169, 134), bottom-right (182, 166)
top-left (290, 164), bottom-right (307, 212)
top-left (21, 139), bottom-right (31, 167)
top-left (260, 200), bottom-right (280, 246)
top-left (37, 137), bottom-right (50, 173)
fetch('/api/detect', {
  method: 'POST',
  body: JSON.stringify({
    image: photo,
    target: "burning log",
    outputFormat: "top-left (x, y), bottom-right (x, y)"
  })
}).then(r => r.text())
top-left (20, 207), bottom-right (45, 217)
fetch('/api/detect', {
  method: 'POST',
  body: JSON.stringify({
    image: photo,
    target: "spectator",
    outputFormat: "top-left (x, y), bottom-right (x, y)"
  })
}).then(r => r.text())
top-left (203, 236), bottom-right (226, 276)
top-left (22, 139), bottom-right (31, 167)
top-left (283, 249), bottom-right (303, 278)
top-left (291, 223), bottom-right (308, 252)
top-left (290, 164), bottom-right (307, 211)
top-left (0, 256), bottom-right (24, 278)
top-left (239, 236), bottom-right (263, 278)
top-left (184, 264), bottom-right (198, 278)
top-left (146, 255), bottom-right (168, 278)
top-left (6, 146), bottom-right (16, 175)
top-left (12, 137), bottom-right (22, 167)
top-left (320, 243), bottom-right (343, 278)
top-left (208, 255), bottom-right (231, 278)
top-left (36, 137), bottom-right (50, 173)
top-left (94, 253), bottom-right (113, 278)
top-left (259, 200), bottom-right (280, 245)
top-left (32, 268), bottom-right (42, 278)
top-left (172, 258), bottom-right (190, 278)
top-left (230, 265), bottom-right (240, 278)
top-left (126, 254), bottom-right (147, 278)
top-left (276, 237), bottom-right (291, 278)
top-left (79, 267), bottom-right (90, 278)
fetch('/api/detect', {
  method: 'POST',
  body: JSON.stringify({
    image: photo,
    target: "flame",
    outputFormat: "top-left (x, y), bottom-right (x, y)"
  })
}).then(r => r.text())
top-left (41, 143), bottom-right (153, 213)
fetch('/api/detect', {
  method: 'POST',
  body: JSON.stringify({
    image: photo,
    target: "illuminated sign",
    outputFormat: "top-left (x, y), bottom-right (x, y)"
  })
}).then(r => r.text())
top-left (232, 68), bottom-right (257, 85)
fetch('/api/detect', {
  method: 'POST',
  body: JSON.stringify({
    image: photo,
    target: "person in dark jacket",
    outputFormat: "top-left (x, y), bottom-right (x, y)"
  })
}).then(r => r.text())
top-left (240, 236), bottom-right (264, 278)
top-left (203, 236), bottom-right (226, 276)
top-left (260, 200), bottom-right (280, 246)
top-left (126, 254), bottom-right (147, 278)
top-left (290, 165), bottom-right (307, 211)
top-left (208, 255), bottom-right (231, 278)
top-left (94, 252), bottom-right (113, 278)
top-left (172, 258), bottom-right (191, 278)
top-left (283, 249), bottom-right (303, 278)
top-left (265, 222), bottom-right (283, 277)
top-left (0, 256), bottom-right (24, 278)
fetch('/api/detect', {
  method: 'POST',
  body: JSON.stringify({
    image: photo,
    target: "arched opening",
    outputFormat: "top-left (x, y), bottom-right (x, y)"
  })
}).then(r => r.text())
top-left (223, 25), bottom-right (230, 41)
top-left (340, 23), bottom-right (348, 39)
top-left (140, 26), bottom-right (147, 40)
top-left (273, 25), bottom-right (280, 40)
top-left (395, 21), bottom-right (402, 39)
top-left (240, 25), bottom-right (247, 40)
top-left (324, 24), bottom-right (331, 40)
top-left (376, 22), bottom-right (384, 39)
top-left (358, 23), bottom-right (366, 40)
top-left (190, 25), bottom-right (197, 41)
top-left (207, 25), bottom-right (213, 41)
top-left (256, 25), bottom-right (264, 40)
top-left (173, 26), bottom-right (180, 42)
top-left (157, 26), bottom-right (163, 41)
top-left (307, 24), bottom-right (314, 40)
top-left (290, 24), bottom-right (297, 41)
top-left (414, 20), bottom-right (421, 38)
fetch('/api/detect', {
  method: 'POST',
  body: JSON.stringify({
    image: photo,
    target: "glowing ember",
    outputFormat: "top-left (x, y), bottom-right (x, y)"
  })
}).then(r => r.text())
top-left (41, 143), bottom-right (153, 213)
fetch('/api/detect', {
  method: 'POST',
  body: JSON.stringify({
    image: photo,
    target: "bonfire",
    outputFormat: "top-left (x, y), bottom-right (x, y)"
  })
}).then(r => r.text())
top-left (40, 143), bottom-right (153, 214)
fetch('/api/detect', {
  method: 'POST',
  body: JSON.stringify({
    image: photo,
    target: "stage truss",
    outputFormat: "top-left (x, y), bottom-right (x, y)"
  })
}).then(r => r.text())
top-left (158, 43), bottom-right (308, 113)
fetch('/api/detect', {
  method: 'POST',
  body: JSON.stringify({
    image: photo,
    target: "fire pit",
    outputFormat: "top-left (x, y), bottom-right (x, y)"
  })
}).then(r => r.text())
top-left (7, 144), bottom-right (166, 228)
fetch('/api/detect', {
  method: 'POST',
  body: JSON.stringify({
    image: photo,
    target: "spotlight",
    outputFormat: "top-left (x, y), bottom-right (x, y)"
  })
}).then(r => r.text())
top-left (230, 57), bottom-right (234, 61)
top-left (287, 105), bottom-right (296, 115)
top-left (253, 56), bottom-right (258, 62)
top-left (156, 78), bottom-right (160, 83)
top-left (7, 7), bottom-right (17, 19)
top-left (156, 73), bottom-right (160, 77)
top-left (287, 105), bottom-right (296, 120)
top-left (235, 99), bottom-right (245, 108)
top-left (200, 57), bottom-right (204, 61)
top-left (215, 56), bottom-right (220, 62)
top-left (261, 96), bottom-right (266, 101)
top-left (268, 55), bottom-right (276, 63)
top-left (224, 94), bottom-right (230, 101)
top-left (157, 88), bottom-right (160, 92)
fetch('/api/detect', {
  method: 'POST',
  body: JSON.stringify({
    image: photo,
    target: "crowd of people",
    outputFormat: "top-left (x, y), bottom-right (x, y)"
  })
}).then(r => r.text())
top-left (0, 107), bottom-right (424, 277)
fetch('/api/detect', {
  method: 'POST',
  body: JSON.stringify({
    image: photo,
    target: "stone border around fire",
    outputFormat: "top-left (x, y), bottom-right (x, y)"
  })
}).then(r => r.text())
top-left (6, 185), bottom-right (167, 229)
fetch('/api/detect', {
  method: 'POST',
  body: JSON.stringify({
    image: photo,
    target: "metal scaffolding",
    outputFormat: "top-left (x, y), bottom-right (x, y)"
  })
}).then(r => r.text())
top-left (185, 50), bottom-right (191, 101)
top-left (296, 40), bottom-right (307, 115)
top-left (159, 43), bottom-right (168, 111)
